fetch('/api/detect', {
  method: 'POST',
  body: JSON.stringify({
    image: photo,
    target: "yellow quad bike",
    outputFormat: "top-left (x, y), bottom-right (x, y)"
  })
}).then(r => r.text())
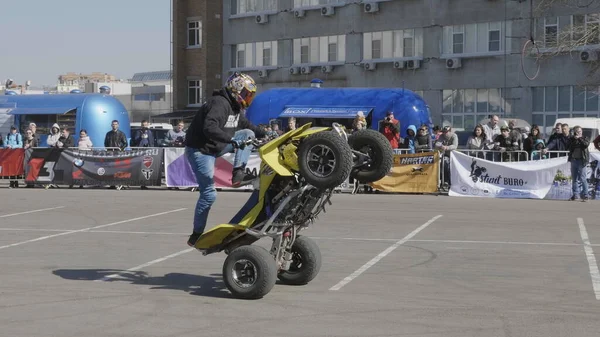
top-left (194, 122), bottom-right (394, 299)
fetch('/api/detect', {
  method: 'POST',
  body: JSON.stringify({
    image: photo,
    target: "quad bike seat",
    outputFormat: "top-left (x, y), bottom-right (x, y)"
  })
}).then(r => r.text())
top-left (194, 190), bottom-right (262, 250)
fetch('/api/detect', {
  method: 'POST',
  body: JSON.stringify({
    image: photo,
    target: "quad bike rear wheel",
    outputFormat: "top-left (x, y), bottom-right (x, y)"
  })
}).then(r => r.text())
top-left (278, 236), bottom-right (322, 285)
top-left (348, 129), bottom-right (394, 183)
top-left (222, 245), bottom-right (277, 299)
top-left (298, 131), bottom-right (353, 189)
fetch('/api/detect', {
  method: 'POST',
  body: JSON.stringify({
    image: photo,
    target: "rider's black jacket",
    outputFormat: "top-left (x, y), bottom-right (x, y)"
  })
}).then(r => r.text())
top-left (185, 89), bottom-right (264, 155)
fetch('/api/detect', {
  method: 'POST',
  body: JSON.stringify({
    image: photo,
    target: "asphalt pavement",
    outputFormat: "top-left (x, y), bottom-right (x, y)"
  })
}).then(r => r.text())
top-left (0, 187), bottom-right (599, 337)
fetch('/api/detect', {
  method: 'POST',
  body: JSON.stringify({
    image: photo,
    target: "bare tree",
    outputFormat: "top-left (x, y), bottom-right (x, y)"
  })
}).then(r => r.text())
top-left (522, 0), bottom-right (600, 86)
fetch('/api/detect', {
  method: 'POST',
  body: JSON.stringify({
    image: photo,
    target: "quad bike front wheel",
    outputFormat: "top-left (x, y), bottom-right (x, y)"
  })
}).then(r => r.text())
top-left (222, 245), bottom-right (277, 299)
top-left (348, 129), bottom-right (394, 183)
top-left (298, 131), bottom-right (353, 189)
top-left (278, 236), bottom-right (322, 285)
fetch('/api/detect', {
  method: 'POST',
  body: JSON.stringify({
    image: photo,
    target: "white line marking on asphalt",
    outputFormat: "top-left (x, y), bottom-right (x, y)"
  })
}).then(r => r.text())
top-left (409, 239), bottom-right (581, 246)
top-left (97, 248), bottom-right (195, 282)
top-left (312, 236), bottom-right (397, 242)
top-left (312, 237), bottom-right (583, 246)
top-left (577, 218), bottom-right (600, 300)
top-left (0, 206), bottom-right (65, 218)
top-left (0, 228), bottom-right (73, 232)
top-left (0, 208), bottom-right (187, 251)
top-left (329, 214), bottom-right (443, 291)
top-left (88, 230), bottom-right (188, 235)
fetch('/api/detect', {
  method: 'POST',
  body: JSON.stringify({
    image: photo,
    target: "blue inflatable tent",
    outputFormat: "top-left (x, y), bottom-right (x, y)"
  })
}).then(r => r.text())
top-left (245, 87), bottom-right (432, 138)
top-left (1, 93), bottom-right (130, 148)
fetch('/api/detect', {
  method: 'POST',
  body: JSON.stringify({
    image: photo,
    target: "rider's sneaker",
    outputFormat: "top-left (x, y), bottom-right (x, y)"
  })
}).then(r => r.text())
top-left (231, 168), bottom-right (256, 187)
top-left (187, 232), bottom-right (202, 247)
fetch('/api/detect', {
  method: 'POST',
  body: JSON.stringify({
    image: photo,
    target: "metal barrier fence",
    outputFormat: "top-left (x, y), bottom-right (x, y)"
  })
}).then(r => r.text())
top-left (0, 146), bottom-right (586, 193)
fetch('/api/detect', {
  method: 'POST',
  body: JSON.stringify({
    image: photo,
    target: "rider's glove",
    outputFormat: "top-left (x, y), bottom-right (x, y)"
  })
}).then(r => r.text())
top-left (231, 139), bottom-right (246, 150)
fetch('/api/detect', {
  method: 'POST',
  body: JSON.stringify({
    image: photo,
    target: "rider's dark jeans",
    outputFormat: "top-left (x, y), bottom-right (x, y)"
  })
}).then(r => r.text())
top-left (185, 129), bottom-right (255, 234)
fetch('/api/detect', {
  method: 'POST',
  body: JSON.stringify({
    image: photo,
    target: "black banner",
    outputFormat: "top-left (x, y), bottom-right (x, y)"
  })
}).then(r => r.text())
top-left (25, 148), bottom-right (164, 186)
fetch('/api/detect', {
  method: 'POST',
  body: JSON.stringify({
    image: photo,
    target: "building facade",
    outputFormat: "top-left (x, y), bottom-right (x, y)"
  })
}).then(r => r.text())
top-left (172, 0), bottom-right (223, 111)
top-left (57, 72), bottom-right (120, 93)
top-left (129, 70), bottom-right (174, 122)
top-left (221, 0), bottom-right (600, 136)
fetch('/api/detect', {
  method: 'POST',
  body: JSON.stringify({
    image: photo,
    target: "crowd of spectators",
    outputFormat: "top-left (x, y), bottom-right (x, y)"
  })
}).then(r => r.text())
top-left (2, 114), bottom-right (599, 199)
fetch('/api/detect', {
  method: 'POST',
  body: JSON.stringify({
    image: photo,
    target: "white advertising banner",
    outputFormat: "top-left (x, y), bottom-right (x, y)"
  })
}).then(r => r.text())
top-left (164, 148), bottom-right (261, 189)
top-left (449, 150), bottom-right (572, 199)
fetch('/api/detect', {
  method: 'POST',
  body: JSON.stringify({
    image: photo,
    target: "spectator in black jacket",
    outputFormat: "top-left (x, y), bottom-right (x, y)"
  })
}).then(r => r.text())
top-left (131, 120), bottom-right (155, 148)
top-left (544, 123), bottom-right (570, 158)
top-left (568, 126), bottom-right (590, 201)
top-left (493, 125), bottom-right (519, 162)
top-left (104, 120), bottom-right (128, 150)
top-left (184, 72), bottom-right (265, 247)
top-left (55, 127), bottom-right (74, 148)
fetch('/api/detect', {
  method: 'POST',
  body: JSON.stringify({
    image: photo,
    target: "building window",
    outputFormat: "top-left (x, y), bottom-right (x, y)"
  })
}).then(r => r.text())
top-left (234, 0), bottom-right (277, 15)
top-left (188, 80), bottom-right (202, 106)
top-left (293, 35), bottom-right (346, 64)
top-left (544, 17), bottom-right (558, 48)
top-left (232, 41), bottom-right (278, 68)
top-left (263, 48), bottom-right (272, 66)
top-left (443, 21), bottom-right (510, 55)
top-left (403, 30), bottom-right (414, 57)
top-left (532, 85), bottom-right (600, 136)
top-left (301, 45), bottom-right (309, 63)
top-left (293, 0), bottom-right (340, 8)
top-left (441, 88), bottom-right (508, 130)
top-left (371, 32), bottom-right (382, 59)
top-left (585, 14), bottom-right (600, 45)
top-left (453, 27), bottom-right (464, 54)
top-left (363, 29), bottom-right (423, 60)
top-left (328, 43), bottom-right (337, 62)
top-left (187, 20), bottom-right (201, 48)
top-left (488, 24), bottom-right (500, 51)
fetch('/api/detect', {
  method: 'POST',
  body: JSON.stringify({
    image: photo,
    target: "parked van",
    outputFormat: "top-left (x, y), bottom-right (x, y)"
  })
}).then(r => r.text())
top-left (554, 117), bottom-right (600, 152)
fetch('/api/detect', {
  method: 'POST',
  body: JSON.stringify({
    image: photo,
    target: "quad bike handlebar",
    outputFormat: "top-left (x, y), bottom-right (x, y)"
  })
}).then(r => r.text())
top-left (233, 137), bottom-right (270, 149)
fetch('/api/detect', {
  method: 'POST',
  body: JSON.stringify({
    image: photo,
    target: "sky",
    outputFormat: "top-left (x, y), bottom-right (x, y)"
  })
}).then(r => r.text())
top-left (0, 0), bottom-right (171, 87)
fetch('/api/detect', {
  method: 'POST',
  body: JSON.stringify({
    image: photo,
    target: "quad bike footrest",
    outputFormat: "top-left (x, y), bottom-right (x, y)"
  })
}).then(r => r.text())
top-left (194, 223), bottom-right (248, 250)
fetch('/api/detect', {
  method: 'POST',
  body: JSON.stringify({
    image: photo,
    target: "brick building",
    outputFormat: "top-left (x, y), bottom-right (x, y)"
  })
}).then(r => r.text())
top-left (172, 0), bottom-right (223, 111)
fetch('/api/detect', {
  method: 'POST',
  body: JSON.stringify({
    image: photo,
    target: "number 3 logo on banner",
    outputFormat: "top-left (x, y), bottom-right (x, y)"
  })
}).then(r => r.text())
top-left (37, 161), bottom-right (56, 182)
top-left (27, 159), bottom-right (55, 182)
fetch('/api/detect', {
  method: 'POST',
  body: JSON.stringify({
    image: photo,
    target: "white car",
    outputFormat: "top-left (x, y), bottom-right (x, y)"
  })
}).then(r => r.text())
top-left (553, 117), bottom-right (599, 152)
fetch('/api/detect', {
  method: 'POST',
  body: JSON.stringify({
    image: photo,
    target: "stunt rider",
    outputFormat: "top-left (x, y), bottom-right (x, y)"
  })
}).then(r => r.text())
top-left (184, 72), bottom-right (266, 247)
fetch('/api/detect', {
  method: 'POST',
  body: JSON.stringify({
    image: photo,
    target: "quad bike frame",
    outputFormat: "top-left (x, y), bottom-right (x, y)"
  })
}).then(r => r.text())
top-left (192, 122), bottom-right (393, 299)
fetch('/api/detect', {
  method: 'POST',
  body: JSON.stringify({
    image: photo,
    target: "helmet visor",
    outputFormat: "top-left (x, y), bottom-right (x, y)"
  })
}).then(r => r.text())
top-left (239, 87), bottom-right (256, 107)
